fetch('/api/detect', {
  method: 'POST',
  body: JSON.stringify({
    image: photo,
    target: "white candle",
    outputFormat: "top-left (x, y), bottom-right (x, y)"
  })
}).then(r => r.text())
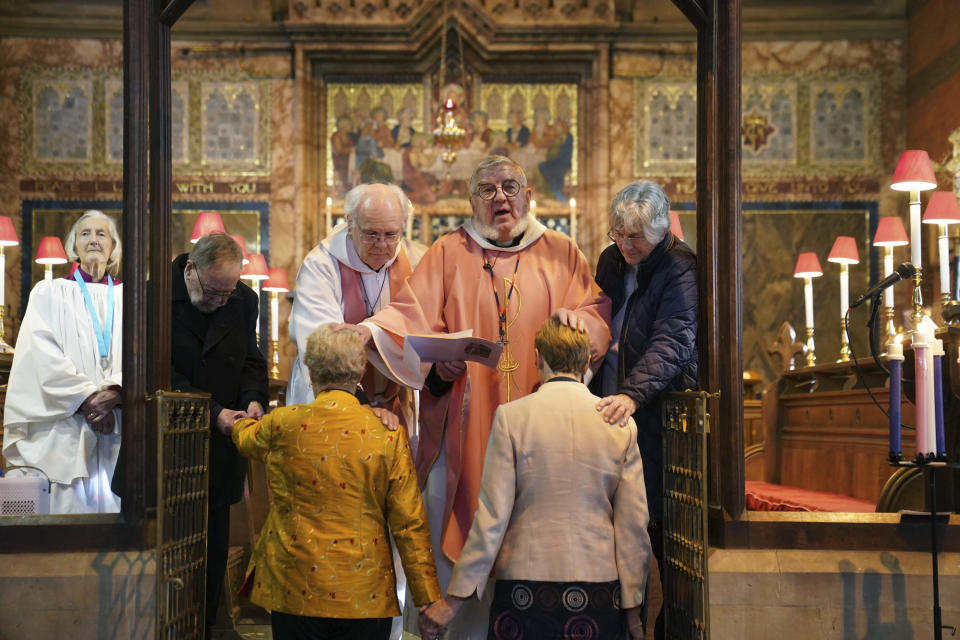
top-left (884, 249), bottom-right (895, 308)
top-left (839, 265), bottom-right (849, 317)
top-left (407, 205), bottom-right (415, 240)
top-left (325, 196), bottom-right (333, 236)
top-left (569, 197), bottom-right (577, 243)
top-left (924, 326), bottom-right (939, 454)
top-left (912, 326), bottom-right (930, 457)
top-left (909, 190), bottom-right (922, 269)
top-left (271, 292), bottom-right (279, 341)
top-left (938, 225), bottom-right (950, 294)
top-left (804, 278), bottom-right (814, 328)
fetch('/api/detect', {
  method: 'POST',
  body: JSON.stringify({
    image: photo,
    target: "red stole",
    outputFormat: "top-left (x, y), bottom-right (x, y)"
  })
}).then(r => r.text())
top-left (338, 247), bottom-right (413, 414)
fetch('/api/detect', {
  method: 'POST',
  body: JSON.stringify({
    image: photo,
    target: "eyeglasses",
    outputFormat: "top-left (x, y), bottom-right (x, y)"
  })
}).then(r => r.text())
top-left (607, 230), bottom-right (649, 247)
top-left (356, 229), bottom-right (403, 245)
top-left (473, 179), bottom-right (522, 201)
top-left (194, 266), bottom-right (238, 300)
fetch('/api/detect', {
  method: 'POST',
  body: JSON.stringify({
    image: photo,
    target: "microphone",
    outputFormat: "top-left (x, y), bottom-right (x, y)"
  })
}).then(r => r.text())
top-left (850, 262), bottom-right (917, 309)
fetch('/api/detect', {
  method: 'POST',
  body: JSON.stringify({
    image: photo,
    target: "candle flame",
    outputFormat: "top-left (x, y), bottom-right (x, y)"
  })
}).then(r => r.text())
top-left (893, 333), bottom-right (903, 345)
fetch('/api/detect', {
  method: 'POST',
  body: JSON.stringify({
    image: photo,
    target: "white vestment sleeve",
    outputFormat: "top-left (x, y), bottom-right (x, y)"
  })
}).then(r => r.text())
top-left (286, 246), bottom-right (345, 405)
top-left (4, 281), bottom-right (103, 425)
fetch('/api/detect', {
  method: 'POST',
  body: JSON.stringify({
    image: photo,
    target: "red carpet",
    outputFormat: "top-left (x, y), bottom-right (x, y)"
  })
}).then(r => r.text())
top-left (745, 480), bottom-right (876, 512)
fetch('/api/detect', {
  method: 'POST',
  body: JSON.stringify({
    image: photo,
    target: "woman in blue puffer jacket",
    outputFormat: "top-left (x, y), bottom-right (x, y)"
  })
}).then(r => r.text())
top-left (589, 180), bottom-right (698, 640)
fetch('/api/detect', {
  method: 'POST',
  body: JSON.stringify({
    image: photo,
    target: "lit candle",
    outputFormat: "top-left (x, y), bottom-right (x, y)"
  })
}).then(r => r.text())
top-left (909, 189), bottom-right (922, 269)
top-left (912, 324), bottom-right (931, 460)
top-left (933, 338), bottom-right (946, 458)
top-left (804, 278), bottom-right (814, 328)
top-left (883, 248), bottom-right (895, 308)
top-left (938, 225), bottom-right (950, 294)
top-left (271, 292), bottom-right (279, 342)
top-left (569, 197), bottom-right (577, 243)
top-left (887, 337), bottom-right (904, 461)
top-left (839, 264), bottom-right (849, 317)
top-left (325, 196), bottom-right (333, 236)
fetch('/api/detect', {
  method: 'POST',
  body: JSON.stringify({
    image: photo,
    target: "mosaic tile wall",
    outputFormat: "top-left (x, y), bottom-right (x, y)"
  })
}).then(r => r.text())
top-left (634, 71), bottom-right (882, 178)
top-left (20, 68), bottom-right (271, 176)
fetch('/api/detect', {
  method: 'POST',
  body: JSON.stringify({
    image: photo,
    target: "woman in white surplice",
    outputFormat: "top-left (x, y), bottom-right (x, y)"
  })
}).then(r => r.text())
top-left (2, 210), bottom-right (123, 514)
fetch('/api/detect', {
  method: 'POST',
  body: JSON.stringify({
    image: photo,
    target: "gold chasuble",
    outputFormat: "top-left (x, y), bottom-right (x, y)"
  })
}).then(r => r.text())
top-left (366, 218), bottom-right (611, 561)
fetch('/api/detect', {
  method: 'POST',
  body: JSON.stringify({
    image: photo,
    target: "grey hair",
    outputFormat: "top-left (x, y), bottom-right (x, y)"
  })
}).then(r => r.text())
top-left (609, 181), bottom-right (670, 244)
top-left (65, 210), bottom-right (122, 277)
top-left (343, 183), bottom-right (412, 228)
top-left (188, 232), bottom-right (244, 271)
top-left (304, 324), bottom-right (366, 390)
top-left (468, 155), bottom-right (527, 195)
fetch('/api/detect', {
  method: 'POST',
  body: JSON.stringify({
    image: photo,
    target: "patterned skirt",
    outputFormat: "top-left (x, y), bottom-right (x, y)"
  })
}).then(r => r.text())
top-left (487, 579), bottom-right (625, 640)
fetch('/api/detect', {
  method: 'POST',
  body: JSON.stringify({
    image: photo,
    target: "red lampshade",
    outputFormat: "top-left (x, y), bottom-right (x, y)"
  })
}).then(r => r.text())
top-left (890, 150), bottom-right (936, 192)
top-left (873, 217), bottom-right (909, 247)
top-left (190, 211), bottom-right (226, 243)
top-left (242, 253), bottom-right (269, 281)
top-left (35, 236), bottom-right (67, 264)
top-left (0, 216), bottom-right (18, 247)
top-left (230, 234), bottom-right (250, 265)
top-left (827, 236), bottom-right (859, 264)
top-left (262, 267), bottom-right (290, 292)
top-left (669, 210), bottom-right (684, 241)
top-left (921, 192), bottom-right (960, 225)
top-left (793, 252), bottom-right (823, 278)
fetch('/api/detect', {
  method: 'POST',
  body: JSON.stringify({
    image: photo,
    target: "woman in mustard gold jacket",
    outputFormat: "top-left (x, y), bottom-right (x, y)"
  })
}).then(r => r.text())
top-left (233, 324), bottom-right (441, 640)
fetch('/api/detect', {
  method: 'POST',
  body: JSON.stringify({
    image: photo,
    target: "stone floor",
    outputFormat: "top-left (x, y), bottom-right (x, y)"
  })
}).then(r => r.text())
top-left (214, 556), bottom-right (663, 640)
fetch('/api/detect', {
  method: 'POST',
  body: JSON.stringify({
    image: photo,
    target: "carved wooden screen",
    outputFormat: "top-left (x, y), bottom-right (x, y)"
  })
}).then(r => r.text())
top-left (155, 391), bottom-right (210, 640)
top-left (662, 391), bottom-right (712, 640)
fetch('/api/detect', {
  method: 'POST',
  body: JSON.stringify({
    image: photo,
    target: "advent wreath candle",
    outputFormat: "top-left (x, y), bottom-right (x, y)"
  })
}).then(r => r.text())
top-left (887, 338), bottom-right (904, 461)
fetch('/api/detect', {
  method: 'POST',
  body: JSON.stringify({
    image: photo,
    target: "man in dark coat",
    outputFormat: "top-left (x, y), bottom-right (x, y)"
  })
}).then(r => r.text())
top-left (171, 232), bottom-right (268, 635)
top-left (589, 180), bottom-right (697, 640)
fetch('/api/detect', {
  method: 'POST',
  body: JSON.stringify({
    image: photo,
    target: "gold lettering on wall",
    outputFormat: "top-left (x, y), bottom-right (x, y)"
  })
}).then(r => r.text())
top-left (176, 182), bottom-right (215, 194)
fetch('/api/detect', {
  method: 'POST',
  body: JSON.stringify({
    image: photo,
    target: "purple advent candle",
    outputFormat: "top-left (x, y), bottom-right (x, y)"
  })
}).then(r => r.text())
top-left (887, 342), bottom-right (904, 461)
top-left (933, 340), bottom-right (946, 459)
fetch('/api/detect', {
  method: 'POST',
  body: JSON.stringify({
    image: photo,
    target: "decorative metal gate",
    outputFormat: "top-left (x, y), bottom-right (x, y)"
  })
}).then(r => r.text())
top-left (155, 390), bottom-right (210, 640)
top-left (661, 391), bottom-right (712, 640)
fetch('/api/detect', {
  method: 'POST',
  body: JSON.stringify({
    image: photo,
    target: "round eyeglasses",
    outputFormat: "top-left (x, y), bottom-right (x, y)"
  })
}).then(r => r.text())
top-left (473, 179), bottom-right (522, 201)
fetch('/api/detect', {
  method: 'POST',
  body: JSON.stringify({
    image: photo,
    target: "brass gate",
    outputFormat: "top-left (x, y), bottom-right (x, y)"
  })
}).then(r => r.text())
top-left (155, 390), bottom-right (211, 640)
top-left (661, 391), bottom-right (711, 640)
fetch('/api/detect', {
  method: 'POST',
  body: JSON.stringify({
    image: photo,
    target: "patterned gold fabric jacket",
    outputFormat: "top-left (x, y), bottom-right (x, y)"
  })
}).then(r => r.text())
top-left (233, 390), bottom-right (441, 617)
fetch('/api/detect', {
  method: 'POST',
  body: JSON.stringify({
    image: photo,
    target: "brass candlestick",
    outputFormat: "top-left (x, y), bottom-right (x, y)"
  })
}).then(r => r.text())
top-left (884, 305), bottom-right (898, 347)
top-left (270, 338), bottom-right (280, 380)
top-left (911, 267), bottom-right (924, 328)
top-left (838, 317), bottom-right (851, 362)
top-left (805, 326), bottom-right (816, 367)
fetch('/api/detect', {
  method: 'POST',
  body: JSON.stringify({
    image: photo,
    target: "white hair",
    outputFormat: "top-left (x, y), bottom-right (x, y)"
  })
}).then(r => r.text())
top-left (343, 183), bottom-right (412, 228)
top-left (609, 181), bottom-right (670, 244)
top-left (64, 210), bottom-right (122, 276)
